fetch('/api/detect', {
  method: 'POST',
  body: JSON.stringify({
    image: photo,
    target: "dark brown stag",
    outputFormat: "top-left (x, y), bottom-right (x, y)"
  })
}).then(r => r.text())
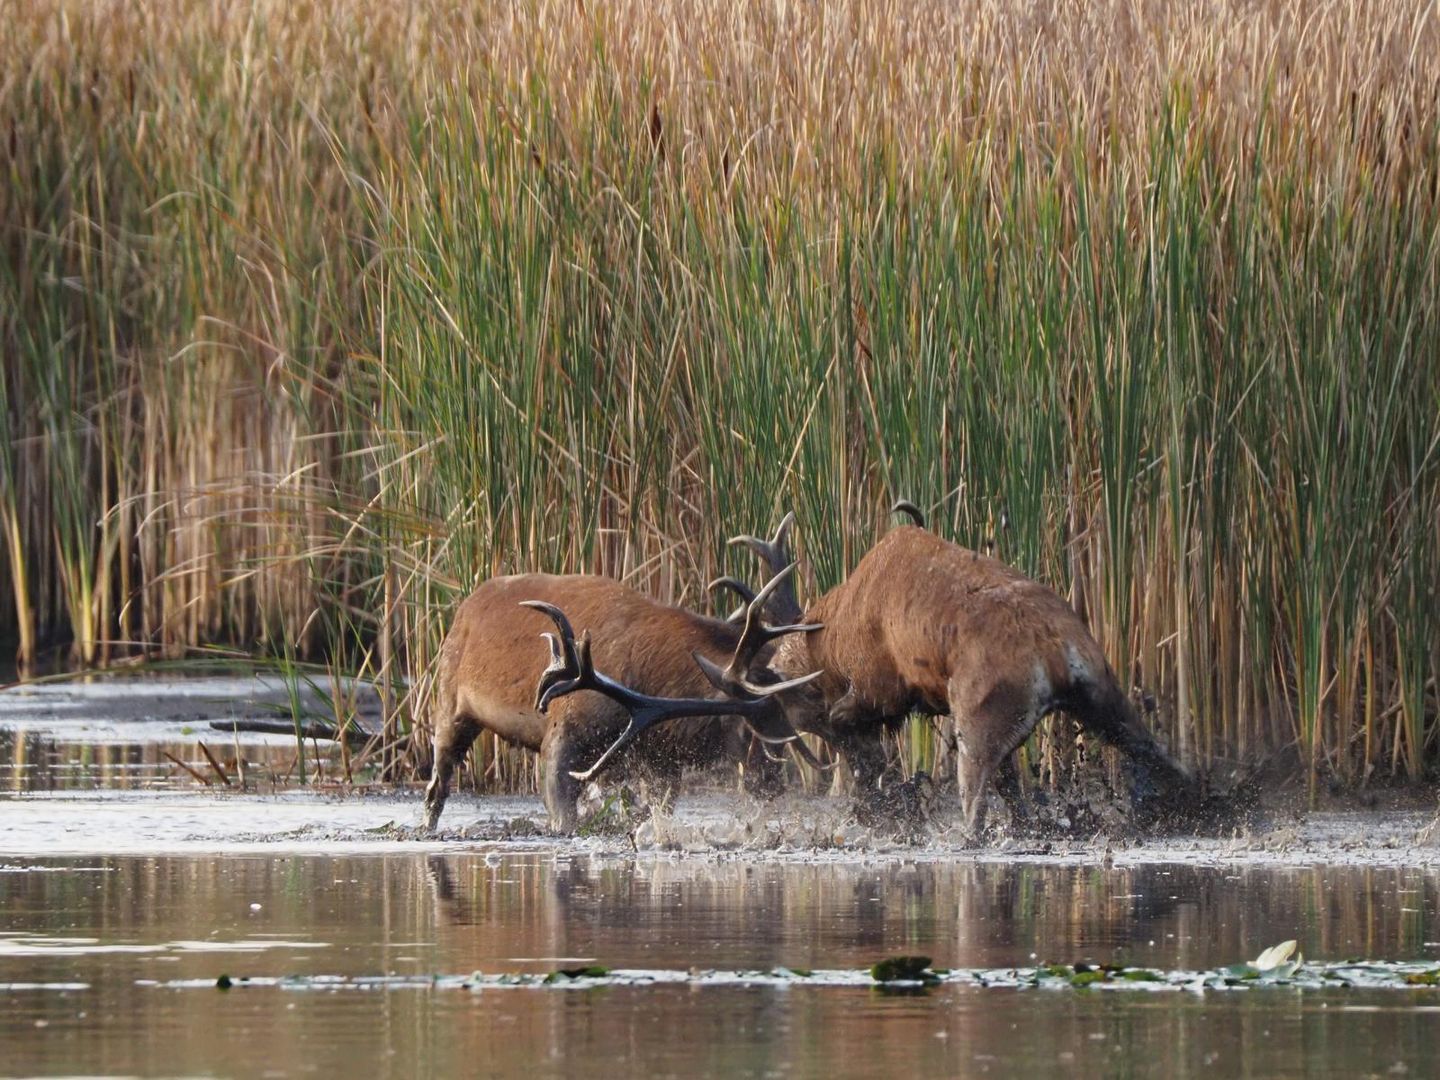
top-left (421, 566), bottom-right (825, 833)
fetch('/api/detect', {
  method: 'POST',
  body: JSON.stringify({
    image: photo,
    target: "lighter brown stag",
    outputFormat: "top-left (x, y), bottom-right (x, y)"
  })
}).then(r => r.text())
top-left (740, 522), bottom-right (1194, 831)
top-left (421, 568), bottom-right (824, 833)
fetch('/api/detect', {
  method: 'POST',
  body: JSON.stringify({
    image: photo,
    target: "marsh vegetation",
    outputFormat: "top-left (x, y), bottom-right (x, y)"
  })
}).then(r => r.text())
top-left (3, 1), bottom-right (1438, 795)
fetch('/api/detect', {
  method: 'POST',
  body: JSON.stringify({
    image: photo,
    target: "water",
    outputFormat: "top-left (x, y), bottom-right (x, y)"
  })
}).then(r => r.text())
top-left (2, 678), bottom-right (1438, 1076)
top-left (2, 853), bottom-right (1437, 1077)
top-left (0, 678), bottom-right (358, 792)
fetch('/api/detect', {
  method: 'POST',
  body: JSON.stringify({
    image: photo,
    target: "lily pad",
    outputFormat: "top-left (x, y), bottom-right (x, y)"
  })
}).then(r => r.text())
top-left (870, 956), bottom-right (937, 983)
top-left (544, 965), bottom-right (611, 983)
top-left (1119, 969), bottom-right (1162, 982)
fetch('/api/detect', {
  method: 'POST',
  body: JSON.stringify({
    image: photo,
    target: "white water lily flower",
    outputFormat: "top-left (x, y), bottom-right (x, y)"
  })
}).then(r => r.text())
top-left (1252, 940), bottom-right (1303, 974)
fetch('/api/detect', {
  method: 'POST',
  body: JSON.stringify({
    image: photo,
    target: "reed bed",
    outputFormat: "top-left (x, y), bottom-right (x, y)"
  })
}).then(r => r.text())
top-left (2, 0), bottom-right (1438, 793)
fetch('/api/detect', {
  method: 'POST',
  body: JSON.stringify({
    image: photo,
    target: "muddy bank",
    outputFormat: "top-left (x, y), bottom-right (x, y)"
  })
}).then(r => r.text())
top-left (1, 789), bottom-right (1436, 868)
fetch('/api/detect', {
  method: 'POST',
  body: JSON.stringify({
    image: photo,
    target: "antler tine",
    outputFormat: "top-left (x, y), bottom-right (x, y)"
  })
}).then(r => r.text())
top-left (520, 600), bottom-right (579, 654)
top-left (707, 575), bottom-right (757, 624)
top-left (728, 563), bottom-right (822, 680)
top-left (891, 499), bottom-right (926, 528)
top-left (520, 600), bottom-right (582, 711)
top-left (727, 512), bottom-right (803, 623)
top-left (687, 567), bottom-right (823, 701)
top-left (727, 510), bottom-right (795, 566)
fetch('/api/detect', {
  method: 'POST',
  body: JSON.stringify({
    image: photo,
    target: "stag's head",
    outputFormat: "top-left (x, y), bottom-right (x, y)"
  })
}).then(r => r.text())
top-left (521, 564), bottom-right (830, 783)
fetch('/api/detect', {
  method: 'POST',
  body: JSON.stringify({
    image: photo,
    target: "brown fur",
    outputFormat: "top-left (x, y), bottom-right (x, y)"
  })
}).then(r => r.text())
top-left (770, 527), bottom-right (1190, 828)
top-left (422, 573), bottom-right (798, 832)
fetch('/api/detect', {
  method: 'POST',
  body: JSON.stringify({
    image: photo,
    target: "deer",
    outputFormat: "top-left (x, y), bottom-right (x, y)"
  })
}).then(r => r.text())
top-left (571, 508), bottom-right (1196, 834)
top-left (420, 563), bottom-right (827, 834)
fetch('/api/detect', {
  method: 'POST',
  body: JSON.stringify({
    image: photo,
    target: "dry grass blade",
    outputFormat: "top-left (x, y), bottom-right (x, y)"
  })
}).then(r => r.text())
top-left (196, 741), bottom-right (233, 788)
top-left (162, 751), bottom-right (215, 788)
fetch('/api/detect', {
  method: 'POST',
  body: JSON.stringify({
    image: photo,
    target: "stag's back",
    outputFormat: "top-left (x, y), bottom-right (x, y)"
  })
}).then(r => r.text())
top-left (804, 527), bottom-right (1110, 715)
top-left (439, 573), bottom-right (746, 757)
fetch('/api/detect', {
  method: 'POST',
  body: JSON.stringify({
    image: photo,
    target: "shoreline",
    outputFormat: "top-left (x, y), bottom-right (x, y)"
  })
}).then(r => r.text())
top-left (2, 789), bottom-right (1436, 869)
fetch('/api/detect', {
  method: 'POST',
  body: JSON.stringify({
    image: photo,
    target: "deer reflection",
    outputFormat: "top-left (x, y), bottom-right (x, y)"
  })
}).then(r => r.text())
top-left (424, 853), bottom-right (1438, 974)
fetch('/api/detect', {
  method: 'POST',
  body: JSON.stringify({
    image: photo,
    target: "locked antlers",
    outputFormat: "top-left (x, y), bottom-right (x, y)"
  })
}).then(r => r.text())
top-left (520, 565), bottom-right (825, 783)
top-left (690, 564), bottom-right (822, 698)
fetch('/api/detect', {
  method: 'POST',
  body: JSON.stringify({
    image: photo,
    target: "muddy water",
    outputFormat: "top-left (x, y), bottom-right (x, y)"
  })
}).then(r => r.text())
top-left (2, 853), bottom-right (1438, 1078)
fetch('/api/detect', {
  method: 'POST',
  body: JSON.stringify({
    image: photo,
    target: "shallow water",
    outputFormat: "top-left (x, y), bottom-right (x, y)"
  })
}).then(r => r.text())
top-left (2, 678), bottom-right (1439, 1076)
top-left (2, 852), bottom-right (1438, 1077)
top-left (0, 678), bottom-right (357, 792)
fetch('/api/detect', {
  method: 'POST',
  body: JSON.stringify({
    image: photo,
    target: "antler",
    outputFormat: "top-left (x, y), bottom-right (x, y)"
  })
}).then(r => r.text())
top-left (891, 499), bottom-right (926, 528)
top-left (691, 564), bottom-right (822, 695)
top-left (519, 578), bottom-right (826, 782)
top-left (706, 575), bottom-right (757, 624)
top-left (727, 511), bottom-right (804, 623)
top-left (530, 602), bottom-right (581, 711)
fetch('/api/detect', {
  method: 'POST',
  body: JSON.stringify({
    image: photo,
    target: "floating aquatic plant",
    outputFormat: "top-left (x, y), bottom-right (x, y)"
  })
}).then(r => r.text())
top-left (175, 960), bottom-right (1440, 995)
top-left (869, 956), bottom-right (939, 984)
top-left (544, 965), bottom-right (612, 983)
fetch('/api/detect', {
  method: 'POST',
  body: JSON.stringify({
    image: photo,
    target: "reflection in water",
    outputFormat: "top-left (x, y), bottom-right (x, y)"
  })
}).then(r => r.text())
top-left (1, 854), bottom-right (1436, 1077)
top-left (0, 677), bottom-right (366, 792)
top-left (0, 728), bottom-right (346, 792)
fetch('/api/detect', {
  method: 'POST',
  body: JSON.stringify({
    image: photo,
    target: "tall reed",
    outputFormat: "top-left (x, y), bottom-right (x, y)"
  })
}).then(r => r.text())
top-left (2, 0), bottom-right (1437, 792)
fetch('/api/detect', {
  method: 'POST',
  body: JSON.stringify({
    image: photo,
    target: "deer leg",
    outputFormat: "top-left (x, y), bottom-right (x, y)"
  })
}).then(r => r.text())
top-left (931, 715), bottom-right (959, 792)
top-left (839, 732), bottom-right (889, 798)
top-left (958, 728), bottom-right (1041, 835)
top-left (957, 740), bottom-right (1025, 834)
top-left (422, 716), bottom-right (480, 832)
top-left (1067, 677), bottom-right (1191, 828)
top-left (952, 677), bottom-right (1038, 835)
top-left (833, 729), bottom-right (907, 828)
top-left (993, 752), bottom-right (1031, 828)
top-left (540, 725), bottom-right (584, 834)
top-left (955, 738), bottom-right (993, 833)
